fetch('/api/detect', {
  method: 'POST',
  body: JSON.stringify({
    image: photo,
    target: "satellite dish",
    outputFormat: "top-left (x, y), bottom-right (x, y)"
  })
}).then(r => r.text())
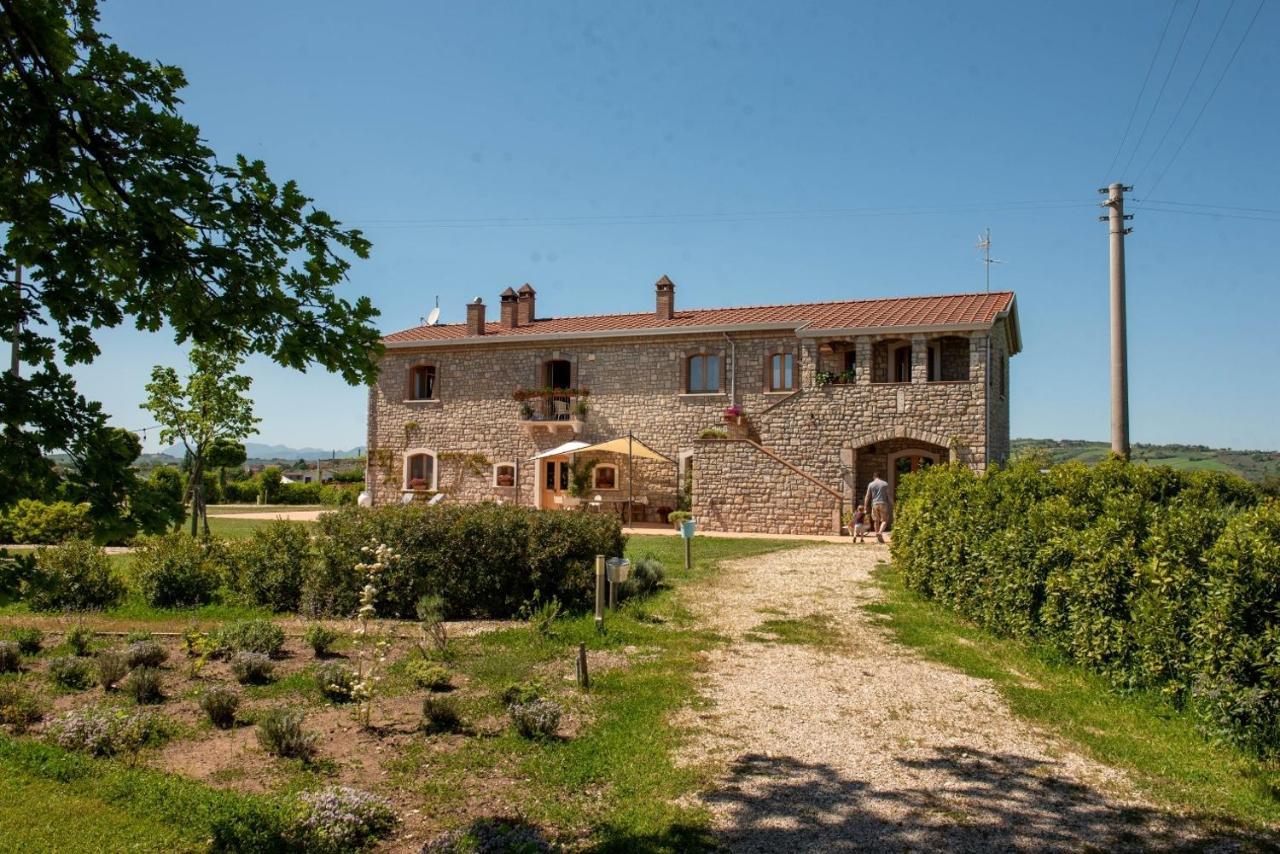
top-left (425, 306), bottom-right (440, 326)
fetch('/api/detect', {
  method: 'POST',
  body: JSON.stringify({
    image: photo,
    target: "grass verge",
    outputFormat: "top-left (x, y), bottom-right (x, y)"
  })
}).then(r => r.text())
top-left (868, 562), bottom-right (1280, 835)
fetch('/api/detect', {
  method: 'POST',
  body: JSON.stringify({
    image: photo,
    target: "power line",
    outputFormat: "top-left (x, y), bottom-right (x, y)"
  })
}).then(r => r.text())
top-left (1137, 197), bottom-right (1280, 215)
top-left (1119, 0), bottom-right (1203, 180)
top-left (1143, 0), bottom-right (1268, 198)
top-left (1140, 205), bottom-right (1280, 223)
top-left (1102, 0), bottom-right (1182, 180)
top-left (1132, 0), bottom-right (1240, 189)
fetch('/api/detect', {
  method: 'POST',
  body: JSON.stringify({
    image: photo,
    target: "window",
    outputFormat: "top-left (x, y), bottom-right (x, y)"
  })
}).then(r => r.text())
top-left (892, 343), bottom-right (912, 383)
top-left (593, 464), bottom-right (618, 490)
top-left (408, 364), bottom-right (436, 400)
top-left (404, 450), bottom-right (437, 490)
top-left (926, 345), bottom-right (939, 382)
top-left (768, 353), bottom-right (795, 391)
top-left (687, 354), bottom-right (721, 393)
top-left (493, 463), bottom-right (516, 487)
top-left (842, 349), bottom-right (857, 373)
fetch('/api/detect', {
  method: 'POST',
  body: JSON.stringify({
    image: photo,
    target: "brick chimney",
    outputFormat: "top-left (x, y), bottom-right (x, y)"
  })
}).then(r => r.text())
top-left (499, 286), bottom-right (519, 328)
top-left (465, 297), bottom-right (486, 336)
top-left (655, 274), bottom-right (675, 320)
top-left (517, 283), bottom-right (536, 326)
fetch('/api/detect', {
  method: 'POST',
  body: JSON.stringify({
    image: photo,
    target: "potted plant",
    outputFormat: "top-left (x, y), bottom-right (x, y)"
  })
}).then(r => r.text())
top-left (668, 510), bottom-right (692, 530)
top-left (815, 371), bottom-right (835, 387)
top-left (572, 399), bottom-right (590, 419)
top-left (722, 404), bottom-right (743, 424)
top-left (565, 458), bottom-right (598, 507)
top-left (408, 477), bottom-right (427, 491)
top-left (838, 369), bottom-right (856, 384)
top-left (519, 401), bottom-right (534, 420)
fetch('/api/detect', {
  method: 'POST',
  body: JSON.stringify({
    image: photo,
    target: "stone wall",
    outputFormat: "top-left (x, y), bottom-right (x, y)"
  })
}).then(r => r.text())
top-left (691, 439), bottom-right (842, 535)
top-left (986, 321), bottom-right (1011, 466)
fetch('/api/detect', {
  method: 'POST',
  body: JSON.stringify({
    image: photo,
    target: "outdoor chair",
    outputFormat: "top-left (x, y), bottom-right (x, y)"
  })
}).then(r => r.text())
top-left (551, 398), bottom-right (571, 420)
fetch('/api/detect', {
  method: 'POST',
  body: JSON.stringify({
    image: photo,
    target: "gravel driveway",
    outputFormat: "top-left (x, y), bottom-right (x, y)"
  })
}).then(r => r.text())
top-left (681, 543), bottom-right (1239, 852)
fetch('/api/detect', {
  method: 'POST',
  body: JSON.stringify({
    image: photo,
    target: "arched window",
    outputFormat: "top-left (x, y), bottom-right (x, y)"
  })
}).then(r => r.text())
top-left (593, 464), bottom-right (618, 490)
top-left (768, 352), bottom-right (795, 391)
top-left (686, 353), bottom-right (721, 393)
top-left (408, 364), bottom-right (437, 400)
top-left (493, 463), bottom-right (516, 487)
top-left (403, 450), bottom-right (437, 491)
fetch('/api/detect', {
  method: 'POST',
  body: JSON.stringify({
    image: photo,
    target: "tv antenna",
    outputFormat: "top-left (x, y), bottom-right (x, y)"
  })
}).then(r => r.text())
top-left (421, 296), bottom-right (440, 326)
top-left (976, 228), bottom-right (1004, 292)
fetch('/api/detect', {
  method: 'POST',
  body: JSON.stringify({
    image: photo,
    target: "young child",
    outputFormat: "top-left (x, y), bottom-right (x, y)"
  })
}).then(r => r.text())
top-left (852, 504), bottom-right (869, 542)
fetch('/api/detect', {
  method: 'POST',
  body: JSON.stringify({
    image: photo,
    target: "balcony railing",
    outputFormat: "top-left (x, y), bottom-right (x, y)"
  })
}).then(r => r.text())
top-left (514, 387), bottom-right (588, 433)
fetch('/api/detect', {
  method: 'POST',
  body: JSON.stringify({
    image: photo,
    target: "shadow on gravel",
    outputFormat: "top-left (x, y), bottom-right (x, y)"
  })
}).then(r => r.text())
top-left (688, 748), bottom-right (1274, 853)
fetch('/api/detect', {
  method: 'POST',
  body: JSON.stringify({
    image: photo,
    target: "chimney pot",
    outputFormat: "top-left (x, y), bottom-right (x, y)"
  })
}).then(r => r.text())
top-left (499, 286), bottom-right (519, 328)
top-left (517, 283), bottom-right (536, 325)
top-left (655, 274), bottom-right (675, 320)
top-left (466, 298), bottom-right (486, 336)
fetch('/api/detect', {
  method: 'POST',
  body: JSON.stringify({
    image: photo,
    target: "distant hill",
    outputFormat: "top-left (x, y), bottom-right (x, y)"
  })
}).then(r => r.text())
top-left (1011, 439), bottom-right (1280, 483)
top-left (158, 443), bottom-right (364, 461)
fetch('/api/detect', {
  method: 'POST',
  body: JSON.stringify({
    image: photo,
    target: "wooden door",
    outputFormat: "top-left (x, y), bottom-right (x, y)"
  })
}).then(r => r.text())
top-left (890, 452), bottom-right (937, 499)
top-left (541, 457), bottom-right (570, 509)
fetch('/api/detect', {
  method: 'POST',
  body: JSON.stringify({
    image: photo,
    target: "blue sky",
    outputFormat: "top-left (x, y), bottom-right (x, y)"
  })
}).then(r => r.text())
top-left (76, 0), bottom-right (1279, 452)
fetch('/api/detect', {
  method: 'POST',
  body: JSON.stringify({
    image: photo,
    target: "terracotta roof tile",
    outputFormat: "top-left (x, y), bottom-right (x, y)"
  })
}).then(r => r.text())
top-left (382, 290), bottom-right (1016, 344)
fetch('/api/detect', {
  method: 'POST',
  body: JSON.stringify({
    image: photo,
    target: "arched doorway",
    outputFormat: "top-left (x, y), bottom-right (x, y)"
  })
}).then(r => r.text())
top-left (887, 449), bottom-right (939, 498)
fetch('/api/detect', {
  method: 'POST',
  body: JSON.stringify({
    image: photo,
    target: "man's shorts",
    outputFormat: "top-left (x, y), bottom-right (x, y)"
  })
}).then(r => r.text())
top-left (871, 502), bottom-right (890, 526)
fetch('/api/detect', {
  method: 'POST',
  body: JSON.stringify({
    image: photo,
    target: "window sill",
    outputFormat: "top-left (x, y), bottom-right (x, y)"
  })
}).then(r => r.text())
top-left (402, 398), bottom-right (442, 405)
top-left (763, 389), bottom-right (797, 396)
top-left (678, 392), bottom-right (727, 399)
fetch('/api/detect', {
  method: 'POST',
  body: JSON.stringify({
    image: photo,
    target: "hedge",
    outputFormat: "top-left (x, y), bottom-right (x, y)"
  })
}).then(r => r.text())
top-left (891, 458), bottom-right (1278, 755)
top-left (0, 500), bottom-right (93, 544)
top-left (310, 504), bottom-right (626, 618)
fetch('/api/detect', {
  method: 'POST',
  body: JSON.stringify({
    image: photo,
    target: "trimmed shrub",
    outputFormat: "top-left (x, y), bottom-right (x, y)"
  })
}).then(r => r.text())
top-left (311, 504), bottom-right (625, 618)
top-left (421, 694), bottom-right (461, 734)
top-left (509, 699), bottom-right (562, 740)
top-left (200, 686), bottom-right (241, 729)
top-left (221, 479), bottom-right (260, 504)
top-left (315, 662), bottom-right (355, 702)
top-left (891, 459), bottom-right (1278, 755)
top-left (9, 627), bottom-right (41, 655)
top-left (286, 786), bottom-right (397, 853)
top-left (0, 681), bottom-right (43, 732)
top-left (226, 521), bottom-right (315, 612)
top-left (65, 624), bottom-right (95, 656)
top-left (124, 640), bottom-right (169, 669)
top-left (405, 659), bottom-right (451, 691)
top-left (500, 681), bottom-right (541, 708)
top-left (124, 667), bottom-right (164, 704)
top-left (47, 706), bottom-right (167, 755)
top-left (48, 656), bottom-right (93, 690)
top-left (230, 652), bottom-right (274, 685)
top-left (2, 499), bottom-right (93, 544)
top-left (132, 533), bottom-right (226, 608)
top-left (0, 641), bottom-right (20, 673)
top-left (214, 620), bottom-right (285, 658)
top-left (96, 650), bottom-right (130, 690)
top-left (302, 624), bottom-right (340, 657)
top-left (256, 707), bottom-right (317, 760)
top-left (25, 540), bottom-right (125, 611)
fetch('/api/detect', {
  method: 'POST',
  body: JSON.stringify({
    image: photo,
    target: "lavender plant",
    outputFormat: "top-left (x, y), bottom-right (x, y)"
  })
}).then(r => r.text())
top-left (47, 706), bottom-right (167, 756)
top-left (286, 785), bottom-right (398, 853)
top-left (509, 698), bottom-right (563, 740)
top-left (0, 641), bottom-right (20, 673)
top-left (229, 651), bottom-right (275, 684)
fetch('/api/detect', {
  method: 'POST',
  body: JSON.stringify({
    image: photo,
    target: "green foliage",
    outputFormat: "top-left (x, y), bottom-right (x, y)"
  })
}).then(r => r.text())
top-left (132, 533), bottom-right (226, 607)
top-left (311, 504), bottom-right (625, 618)
top-left (213, 620), bottom-right (285, 658)
top-left (25, 540), bottom-right (125, 611)
top-left (0, 642), bottom-right (21, 673)
top-left (63, 427), bottom-right (183, 544)
top-left (528, 598), bottom-right (561, 637)
top-left (0, 682), bottom-right (44, 732)
top-left (696, 427), bottom-right (728, 439)
top-left (314, 662), bottom-right (356, 702)
top-left (0, 549), bottom-right (35, 598)
top-left (64, 624), bottom-right (95, 657)
top-left (405, 659), bottom-right (452, 691)
top-left (259, 468), bottom-right (283, 504)
top-left (9, 627), bottom-right (42, 655)
top-left (221, 479), bottom-right (260, 503)
top-left (620, 554), bottom-right (666, 599)
top-left (230, 652), bottom-right (274, 685)
top-left (123, 667), bottom-right (164, 704)
top-left (48, 656), bottom-right (93, 690)
top-left (421, 694), bottom-right (461, 734)
top-left (1, 499), bottom-right (93, 544)
top-left (892, 459), bottom-right (1279, 754)
top-left (95, 651), bottom-right (130, 691)
top-left (200, 686), bottom-right (241, 729)
top-left (123, 640), bottom-right (168, 670)
top-left (509, 698), bottom-right (562, 740)
top-left (46, 707), bottom-right (169, 756)
top-left (667, 510), bottom-right (692, 528)
top-left (256, 707), bottom-right (317, 760)
top-left (500, 681), bottom-right (542, 708)
top-left (302, 624), bottom-right (340, 657)
top-left (226, 520), bottom-right (314, 611)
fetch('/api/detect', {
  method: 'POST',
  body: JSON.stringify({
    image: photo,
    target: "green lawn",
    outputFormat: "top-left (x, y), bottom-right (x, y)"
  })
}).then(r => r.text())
top-left (867, 563), bottom-right (1280, 837)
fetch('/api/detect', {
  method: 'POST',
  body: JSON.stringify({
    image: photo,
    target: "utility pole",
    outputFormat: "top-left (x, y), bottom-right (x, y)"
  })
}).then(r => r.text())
top-left (1099, 183), bottom-right (1132, 460)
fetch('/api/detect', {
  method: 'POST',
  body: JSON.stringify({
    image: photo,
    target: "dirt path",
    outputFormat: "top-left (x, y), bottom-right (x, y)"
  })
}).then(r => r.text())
top-left (681, 544), bottom-right (1235, 853)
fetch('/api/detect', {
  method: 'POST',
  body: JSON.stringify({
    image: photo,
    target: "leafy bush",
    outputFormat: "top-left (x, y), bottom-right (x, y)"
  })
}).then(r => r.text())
top-left (500, 681), bottom-right (542, 708)
top-left (200, 686), bottom-right (241, 729)
top-left (527, 599), bottom-right (560, 637)
top-left (423, 817), bottom-right (552, 853)
top-left (9, 626), bottom-right (42, 655)
top-left (132, 533), bottom-right (227, 607)
top-left (0, 681), bottom-right (43, 732)
top-left (0, 549), bottom-right (36, 599)
top-left (621, 554), bottom-right (665, 599)
top-left (421, 694), bottom-right (461, 734)
top-left (311, 504), bottom-right (625, 618)
top-left (0, 641), bottom-right (20, 673)
top-left (227, 521), bottom-right (315, 612)
top-left (667, 510), bottom-right (692, 528)
top-left (124, 667), bottom-right (164, 704)
top-left (891, 459), bottom-right (1279, 755)
top-left (302, 624), bottom-right (340, 657)
top-left (221, 479), bottom-right (260, 503)
top-left (286, 786), bottom-right (397, 853)
top-left (509, 699), bottom-right (562, 739)
top-left (49, 656), bottom-right (93, 690)
top-left (230, 652), bottom-right (275, 685)
top-left (47, 706), bottom-right (168, 755)
top-left (696, 427), bottom-right (727, 440)
top-left (124, 629), bottom-right (153, 645)
top-left (1, 499), bottom-right (93, 544)
top-left (24, 540), bottom-right (125, 611)
top-left (256, 707), bottom-right (317, 760)
top-left (96, 650), bottom-right (130, 690)
top-left (405, 659), bottom-right (451, 691)
top-left (124, 640), bottom-right (169, 669)
top-left (315, 661), bottom-right (355, 702)
top-left (64, 624), bottom-right (95, 656)
top-left (214, 620), bottom-right (285, 657)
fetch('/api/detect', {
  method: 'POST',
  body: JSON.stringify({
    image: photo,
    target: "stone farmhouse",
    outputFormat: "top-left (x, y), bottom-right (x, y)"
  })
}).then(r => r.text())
top-left (366, 278), bottom-right (1020, 535)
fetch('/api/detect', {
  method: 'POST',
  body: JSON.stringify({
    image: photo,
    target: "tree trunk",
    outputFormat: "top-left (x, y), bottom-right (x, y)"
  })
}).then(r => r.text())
top-left (189, 458), bottom-right (205, 537)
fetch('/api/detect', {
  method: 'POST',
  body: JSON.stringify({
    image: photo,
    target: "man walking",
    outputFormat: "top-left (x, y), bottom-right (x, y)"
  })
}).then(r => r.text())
top-left (863, 472), bottom-right (892, 544)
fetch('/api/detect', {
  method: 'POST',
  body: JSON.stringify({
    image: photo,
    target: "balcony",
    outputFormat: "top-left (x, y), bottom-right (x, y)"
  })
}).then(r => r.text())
top-left (514, 387), bottom-right (588, 435)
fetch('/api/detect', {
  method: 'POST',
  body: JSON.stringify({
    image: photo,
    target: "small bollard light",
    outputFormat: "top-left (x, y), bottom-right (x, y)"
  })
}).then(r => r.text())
top-left (606, 558), bottom-right (631, 610)
top-left (680, 518), bottom-right (696, 570)
top-left (594, 554), bottom-right (606, 631)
